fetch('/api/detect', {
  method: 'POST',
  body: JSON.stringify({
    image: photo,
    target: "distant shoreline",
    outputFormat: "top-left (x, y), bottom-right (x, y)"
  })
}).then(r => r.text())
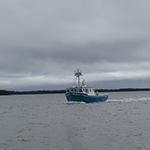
top-left (1, 88), bottom-right (150, 95)
top-left (96, 88), bottom-right (150, 92)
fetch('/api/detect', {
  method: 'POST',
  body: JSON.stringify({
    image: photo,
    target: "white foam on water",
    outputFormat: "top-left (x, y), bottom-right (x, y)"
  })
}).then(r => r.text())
top-left (65, 101), bottom-right (86, 104)
top-left (107, 97), bottom-right (150, 103)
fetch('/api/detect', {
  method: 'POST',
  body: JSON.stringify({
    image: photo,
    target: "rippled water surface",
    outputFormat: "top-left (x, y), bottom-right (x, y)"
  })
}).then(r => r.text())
top-left (1, 92), bottom-right (150, 150)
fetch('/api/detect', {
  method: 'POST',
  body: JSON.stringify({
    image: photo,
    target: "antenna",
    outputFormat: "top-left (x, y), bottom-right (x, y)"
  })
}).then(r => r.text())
top-left (74, 68), bottom-right (82, 87)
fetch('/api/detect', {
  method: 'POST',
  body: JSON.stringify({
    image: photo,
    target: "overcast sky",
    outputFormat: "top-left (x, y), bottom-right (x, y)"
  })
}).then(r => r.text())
top-left (1, 0), bottom-right (150, 91)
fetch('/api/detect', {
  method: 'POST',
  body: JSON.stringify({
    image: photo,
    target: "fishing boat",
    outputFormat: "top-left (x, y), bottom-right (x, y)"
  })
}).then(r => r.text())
top-left (65, 69), bottom-right (108, 103)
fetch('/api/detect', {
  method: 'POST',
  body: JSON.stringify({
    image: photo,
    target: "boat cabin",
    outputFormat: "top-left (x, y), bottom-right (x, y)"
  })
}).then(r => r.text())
top-left (66, 86), bottom-right (96, 95)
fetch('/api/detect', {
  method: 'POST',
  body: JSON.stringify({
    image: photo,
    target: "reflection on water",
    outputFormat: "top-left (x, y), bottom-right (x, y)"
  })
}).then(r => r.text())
top-left (0, 92), bottom-right (150, 150)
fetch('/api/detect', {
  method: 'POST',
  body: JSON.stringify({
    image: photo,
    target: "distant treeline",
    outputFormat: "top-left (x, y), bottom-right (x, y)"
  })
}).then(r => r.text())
top-left (0, 90), bottom-right (65, 95)
top-left (1, 88), bottom-right (150, 95)
top-left (8, 90), bottom-right (66, 95)
top-left (96, 88), bottom-right (150, 92)
top-left (0, 90), bottom-right (10, 95)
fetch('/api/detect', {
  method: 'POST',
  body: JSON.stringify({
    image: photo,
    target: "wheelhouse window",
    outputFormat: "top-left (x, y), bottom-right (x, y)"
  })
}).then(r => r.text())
top-left (79, 89), bottom-right (82, 92)
top-left (85, 89), bottom-right (89, 93)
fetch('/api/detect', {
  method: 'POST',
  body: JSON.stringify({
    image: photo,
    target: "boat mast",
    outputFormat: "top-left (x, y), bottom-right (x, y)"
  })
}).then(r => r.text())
top-left (74, 68), bottom-right (82, 87)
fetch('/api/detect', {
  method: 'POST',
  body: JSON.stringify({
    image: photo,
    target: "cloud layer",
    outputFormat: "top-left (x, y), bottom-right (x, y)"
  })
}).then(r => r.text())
top-left (1, 0), bottom-right (150, 90)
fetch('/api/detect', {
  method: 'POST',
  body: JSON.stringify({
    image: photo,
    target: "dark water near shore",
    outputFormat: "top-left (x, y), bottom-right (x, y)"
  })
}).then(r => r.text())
top-left (1, 91), bottom-right (150, 150)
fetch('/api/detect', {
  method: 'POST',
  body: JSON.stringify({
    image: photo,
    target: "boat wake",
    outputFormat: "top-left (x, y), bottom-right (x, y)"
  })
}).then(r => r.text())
top-left (107, 97), bottom-right (150, 103)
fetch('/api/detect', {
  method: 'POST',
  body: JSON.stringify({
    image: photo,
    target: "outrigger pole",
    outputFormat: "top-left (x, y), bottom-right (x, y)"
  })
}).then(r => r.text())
top-left (74, 68), bottom-right (82, 87)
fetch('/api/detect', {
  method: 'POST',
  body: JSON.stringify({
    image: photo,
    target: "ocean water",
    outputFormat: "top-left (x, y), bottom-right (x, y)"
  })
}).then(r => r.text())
top-left (1, 91), bottom-right (150, 150)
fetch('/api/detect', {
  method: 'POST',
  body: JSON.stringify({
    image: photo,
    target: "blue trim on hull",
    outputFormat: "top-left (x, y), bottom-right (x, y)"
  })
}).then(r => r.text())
top-left (65, 92), bottom-right (108, 103)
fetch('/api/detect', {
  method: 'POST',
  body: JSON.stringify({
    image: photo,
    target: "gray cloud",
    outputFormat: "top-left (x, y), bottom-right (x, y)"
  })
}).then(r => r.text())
top-left (1, 0), bottom-right (150, 90)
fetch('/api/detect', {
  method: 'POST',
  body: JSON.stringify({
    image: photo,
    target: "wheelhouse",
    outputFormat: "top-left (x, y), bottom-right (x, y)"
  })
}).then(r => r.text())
top-left (66, 87), bottom-right (95, 95)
